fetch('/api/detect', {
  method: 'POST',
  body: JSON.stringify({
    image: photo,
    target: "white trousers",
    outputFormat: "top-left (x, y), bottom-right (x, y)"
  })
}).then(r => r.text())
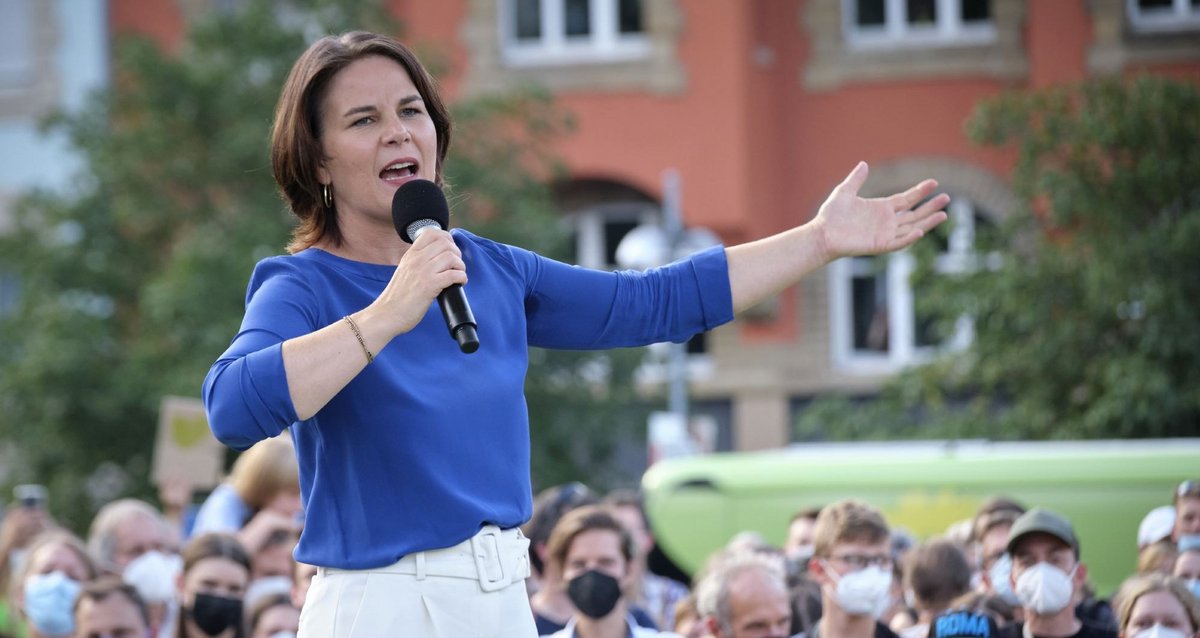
top-left (297, 525), bottom-right (537, 638)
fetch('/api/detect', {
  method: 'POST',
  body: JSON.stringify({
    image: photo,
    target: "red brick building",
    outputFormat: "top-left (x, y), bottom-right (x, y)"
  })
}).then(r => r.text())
top-left (103, 0), bottom-right (1200, 450)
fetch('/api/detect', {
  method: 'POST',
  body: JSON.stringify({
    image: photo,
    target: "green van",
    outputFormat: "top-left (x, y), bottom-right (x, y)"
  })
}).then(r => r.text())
top-left (641, 438), bottom-right (1200, 595)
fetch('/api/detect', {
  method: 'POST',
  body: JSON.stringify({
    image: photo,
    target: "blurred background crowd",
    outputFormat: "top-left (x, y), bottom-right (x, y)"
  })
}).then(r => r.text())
top-left (0, 433), bottom-right (1196, 638)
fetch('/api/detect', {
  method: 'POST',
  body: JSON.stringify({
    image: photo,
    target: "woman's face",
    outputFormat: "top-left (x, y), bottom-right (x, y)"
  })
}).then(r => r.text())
top-left (316, 54), bottom-right (438, 238)
top-left (27, 542), bottom-right (91, 582)
top-left (1175, 550), bottom-right (1200, 581)
top-left (251, 603), bottom-right (300, 638)
top-left (1122, 590), bottom-right (1195, 637)
top-left (181, 556), bottom-right (249, 606)
top-left (1177, 496), bottom-right (1200, 539)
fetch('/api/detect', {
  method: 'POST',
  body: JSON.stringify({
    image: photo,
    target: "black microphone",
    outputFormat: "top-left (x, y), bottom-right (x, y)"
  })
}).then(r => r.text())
top-left (391, 179), bottom-right (479, 354)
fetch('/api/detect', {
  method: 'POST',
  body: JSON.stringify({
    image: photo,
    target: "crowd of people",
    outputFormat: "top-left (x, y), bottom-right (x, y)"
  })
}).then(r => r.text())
top-left (0, 26), bottom-right (1190, 638)
top-left (0, 452), bottom-right (1196, 638)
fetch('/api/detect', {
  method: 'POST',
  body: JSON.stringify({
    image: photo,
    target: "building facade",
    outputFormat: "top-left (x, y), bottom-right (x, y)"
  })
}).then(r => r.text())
top-left (91, 0), bottom-right (1200, 450)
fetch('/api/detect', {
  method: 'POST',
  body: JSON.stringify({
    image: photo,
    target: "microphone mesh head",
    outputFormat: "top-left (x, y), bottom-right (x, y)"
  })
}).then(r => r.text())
top-left (391, 179), bottom-right (450, 244)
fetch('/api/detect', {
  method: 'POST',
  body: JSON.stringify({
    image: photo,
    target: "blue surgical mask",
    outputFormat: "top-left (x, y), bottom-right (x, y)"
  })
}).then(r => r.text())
top-left (23, 570), bottom-right (82, 637)
top-left (987, 553), bottom-right (1021, 605)
top-left (1178, 534), bottom-right (1200, 553)
top-left (1186, 578), bottom-right (1200, 601)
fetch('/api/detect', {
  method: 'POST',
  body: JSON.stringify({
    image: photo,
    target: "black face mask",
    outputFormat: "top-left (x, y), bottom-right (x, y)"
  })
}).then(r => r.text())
top-left (188, 593), bottom-right (243, 636)
top-left (566, 569), bottom-right (622, 619)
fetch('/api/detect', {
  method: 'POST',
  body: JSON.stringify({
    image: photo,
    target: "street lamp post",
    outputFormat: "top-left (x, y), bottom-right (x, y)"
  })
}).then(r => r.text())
top-left (616, 169), bottom-right (718, 459)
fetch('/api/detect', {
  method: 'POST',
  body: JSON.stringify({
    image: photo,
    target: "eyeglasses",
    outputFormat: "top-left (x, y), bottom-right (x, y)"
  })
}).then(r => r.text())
top-left (828, 553), bottom-right (893, 570)
top-left (1178, 480), bottom-right (1200, 498)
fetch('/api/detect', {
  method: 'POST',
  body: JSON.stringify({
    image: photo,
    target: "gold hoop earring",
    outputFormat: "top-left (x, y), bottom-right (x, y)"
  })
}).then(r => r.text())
top-left (322, 184), bottom-right (333, 209)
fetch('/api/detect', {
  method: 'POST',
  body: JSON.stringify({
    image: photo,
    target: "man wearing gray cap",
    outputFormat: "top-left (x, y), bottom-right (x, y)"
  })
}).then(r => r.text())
top-left (1000, 508), bottom-right (1116, 638)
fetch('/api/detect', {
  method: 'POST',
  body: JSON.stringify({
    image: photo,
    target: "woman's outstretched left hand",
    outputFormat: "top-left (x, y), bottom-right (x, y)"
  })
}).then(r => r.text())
top-left (813, 161), bottom-right (950, 261)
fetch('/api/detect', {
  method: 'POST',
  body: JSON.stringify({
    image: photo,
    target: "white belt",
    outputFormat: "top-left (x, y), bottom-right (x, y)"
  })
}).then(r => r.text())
top-left (320, 525), bottom-right (531, 593)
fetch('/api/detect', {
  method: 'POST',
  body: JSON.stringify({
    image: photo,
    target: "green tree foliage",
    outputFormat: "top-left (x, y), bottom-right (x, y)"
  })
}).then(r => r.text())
top-left (796, 75), bottom-right (1200, 441)
top-left (0, 0), bottom-right (648, 531)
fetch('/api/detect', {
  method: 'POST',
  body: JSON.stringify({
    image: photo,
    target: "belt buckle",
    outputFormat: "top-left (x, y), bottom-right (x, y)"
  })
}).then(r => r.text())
top-left (470, 526), bottom-right (508, 592)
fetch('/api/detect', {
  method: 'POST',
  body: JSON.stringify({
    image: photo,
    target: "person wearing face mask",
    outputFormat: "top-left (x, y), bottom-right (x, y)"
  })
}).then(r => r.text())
top-left (694, 551), bottom-right (792, 638)
top-left (1174, 482), bottom-right (1200, 553)
top-left (174, 534), bottom-right (249, 638)
top-left (999, 508), bottom-right (1116, 638)
top-left (974, 509), bottom-right (1025, 609)
top-left (10, 530), bottom-right (98, 638)
top-left (804, 499), bottom-right (900, 638)
top-left (1173, 549), bottom-right (1200, 602)
top-left (784, 508), bottom-right (822, 576)
top-left (72, 578), bottom-right (151, 638)
top-left (604, 490), bottom-right (690, 632)
top-left (539, 505), bottom-right (682, 638)
top-left (1113, 573), bottom-right (1199, 638)
top-left (87, 500), bottom-right (182, 638)
top-left (1, 494), bottom-right (57, 638)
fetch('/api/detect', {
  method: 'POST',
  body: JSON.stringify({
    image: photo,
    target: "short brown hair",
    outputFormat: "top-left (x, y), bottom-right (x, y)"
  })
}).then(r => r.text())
top-left (271, 31), bottom-right (452, 253)
top-left (905, 539), bottom-right (972, 611)
top-left (790, 506), bottom-right (823, 525)
top-left (545, 505), bottom-right (635, 575)
top-left (182, 532), bottom-right (251, 576)
top-left (73, 577), bottom-right (150, 630)
top-left (812, 499), bottom-right (889, 559)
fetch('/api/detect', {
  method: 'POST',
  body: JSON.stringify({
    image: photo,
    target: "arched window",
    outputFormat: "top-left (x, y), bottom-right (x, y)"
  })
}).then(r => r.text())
top-left (557, 178), bottom-right (711, 363)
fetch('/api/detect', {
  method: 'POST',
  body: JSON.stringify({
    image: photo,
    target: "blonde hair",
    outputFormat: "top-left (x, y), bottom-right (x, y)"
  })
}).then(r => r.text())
top-left (10, 529), bottom-right (97, 603)
top-left (812, 499), bottom-right (889, 559)
top-left (1115, 572), bottom-right (1200, 635)
top-left (1137, 539), bottom-right (1179, 575)
top-left (228, 434), bottom-right (299, 511)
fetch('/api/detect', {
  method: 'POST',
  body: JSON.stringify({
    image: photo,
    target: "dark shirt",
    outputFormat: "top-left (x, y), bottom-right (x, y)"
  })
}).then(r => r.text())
top-left (997, 621), bottom-right (1118, 638)
top-left (806, 620), bottom-right (900, 638)
top-left (534, 607), bottom-right (659, 635)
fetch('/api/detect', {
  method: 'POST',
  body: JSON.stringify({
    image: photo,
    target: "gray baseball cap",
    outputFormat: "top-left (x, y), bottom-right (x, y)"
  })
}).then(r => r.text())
top-left (1006, 507), bottom-right (1079, 556)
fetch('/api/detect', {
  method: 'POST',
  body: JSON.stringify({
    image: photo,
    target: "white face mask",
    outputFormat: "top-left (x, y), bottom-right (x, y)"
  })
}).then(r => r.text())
top-left (1130, 624), bottom-right (1190, 638)
top-left (823, 562), bottom-right (893, 617)
top-left (123, 550), bottom-right (183, 603)
top-left (1014, 562), bottom-right (1075, 616)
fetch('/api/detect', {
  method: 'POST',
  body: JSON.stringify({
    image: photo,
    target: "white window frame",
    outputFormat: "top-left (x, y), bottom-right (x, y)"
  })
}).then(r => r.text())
top-left (842, 0), bottom-right (997, 51)
top-left (567, 201), bottom-right (713, 374)
top-left (500, 0), bottom-right (651, 67)
top-left (828, 198), bottom-right (980, 375)
top-left (568, 201), bottom-right (658, 270)
top-left (1127, 0), bottom-right (1200, 33)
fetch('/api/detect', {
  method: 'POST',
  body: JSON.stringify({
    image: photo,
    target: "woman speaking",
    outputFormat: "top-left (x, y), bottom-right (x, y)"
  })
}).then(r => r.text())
top-left (202, 30), bottom-right (948, 638)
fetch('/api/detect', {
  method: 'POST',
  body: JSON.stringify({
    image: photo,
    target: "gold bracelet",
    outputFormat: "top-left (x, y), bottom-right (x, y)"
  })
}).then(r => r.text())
top-left (343, 315), bottom-right (374, 364)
